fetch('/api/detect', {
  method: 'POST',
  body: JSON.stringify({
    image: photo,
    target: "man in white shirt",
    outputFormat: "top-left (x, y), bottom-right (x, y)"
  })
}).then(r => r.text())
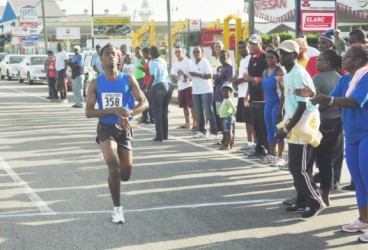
top-left (231, 40), bottom-right (256, 150)
top-left (171, 46), bottom-right (197, 129)
top-left (55, 43), bottom-right (69, 103)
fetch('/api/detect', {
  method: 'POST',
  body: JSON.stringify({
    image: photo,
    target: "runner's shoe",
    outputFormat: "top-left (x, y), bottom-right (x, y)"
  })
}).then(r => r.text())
top-left (112, 207), bottom-right (125, 224)
top-left (358, 232), bottom-right (368, 243)
top-left (342, 219), bottom-right (368, 233)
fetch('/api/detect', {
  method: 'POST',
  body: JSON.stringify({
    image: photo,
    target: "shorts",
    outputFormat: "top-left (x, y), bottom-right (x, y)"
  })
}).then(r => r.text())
top-left (96, 122), bottom-right (134, 150)
top-left (222, 116), bottom-right (235, 132)
top-left (236, 97), bottom-right (252, 123)
top-left (57, 69), bottom-right (66, 80)
top-left (178, 87), bottom-right (193, 108)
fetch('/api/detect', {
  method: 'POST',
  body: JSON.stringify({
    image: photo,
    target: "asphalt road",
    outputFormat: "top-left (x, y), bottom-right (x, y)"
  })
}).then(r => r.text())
top-left (0, 79), bottom-right (365, 250)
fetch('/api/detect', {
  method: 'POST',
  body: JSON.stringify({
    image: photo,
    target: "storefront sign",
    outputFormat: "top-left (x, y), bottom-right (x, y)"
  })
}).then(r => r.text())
top-left (300, 11), bottom-right (336, 32)
top-left (56, 27), bottom-right (81, 40)
top-left (93, 17), bottom-right (131, 38)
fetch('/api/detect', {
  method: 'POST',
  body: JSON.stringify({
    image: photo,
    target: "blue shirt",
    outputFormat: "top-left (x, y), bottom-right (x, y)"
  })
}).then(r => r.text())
top-left (149, 58), bottom-right (170, 85)
top-left (330, 73), bottom-right (368, 144)
top-left (71, 53), bottom-right (84, 79)
top-left (97, 72), bottom-right (134, 124)
top-left (92, 53), bottom-right (104, 75)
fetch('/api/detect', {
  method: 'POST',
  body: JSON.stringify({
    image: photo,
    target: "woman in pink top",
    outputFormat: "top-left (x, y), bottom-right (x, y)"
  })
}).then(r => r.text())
top-left (48, 54), bottom-right (58, 99)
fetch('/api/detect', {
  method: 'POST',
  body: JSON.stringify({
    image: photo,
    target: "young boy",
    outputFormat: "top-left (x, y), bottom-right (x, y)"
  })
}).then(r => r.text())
top-left (219, 82), bottom-right (237, 150)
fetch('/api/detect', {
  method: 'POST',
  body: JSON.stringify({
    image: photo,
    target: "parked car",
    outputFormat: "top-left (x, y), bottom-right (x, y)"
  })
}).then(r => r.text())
top-left (82, 50), bottom-right (97, 96)
top-left (18, 55), bottom-right (48, 85)
top-left (0, 54), bottom-right (25, 80)
top-left (0, 52), bottom-right (7, 62)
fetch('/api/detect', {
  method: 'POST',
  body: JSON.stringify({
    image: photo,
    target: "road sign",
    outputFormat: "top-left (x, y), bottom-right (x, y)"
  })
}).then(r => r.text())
top-left (56, 27), bottom-right (81, 40)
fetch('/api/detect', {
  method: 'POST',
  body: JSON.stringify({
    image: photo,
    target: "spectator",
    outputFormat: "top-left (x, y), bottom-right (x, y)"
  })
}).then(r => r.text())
top-left (134, 47), bottom-right (146, 91)
top-left (122, 53), bottom-right (135, 75)
top-left (140, 47), bottom-right (154, 124)
top-left (171, 46), bottom-right (197, 130)
top-left (219, 82), bottom-right (237, 150)
top-left (68, 45), bottom-right (85, 108)
top-left (294, 45), bottom-right (368, 242)
top-left (334, 30), bottom-right (346, 55)
top-left (119, 44), bottom-right (128, 70)
top-left (189, 46), bottom-right (217, 140)
top-left (295, 37), bottom-right (309, 68)
top-left (92, 44), bottom-right (104, 76)
top-left (47, 52), bottom-right (58, 100)
top-left (275, 40), bottom-right (325, 218)
top-left (232, 41), bottom-right (256, 151)
top-left (260, 50), bottom-right (285, 166)
top-left (44, 50), bottom-right (53, 99)
top-left (271, 35), bottom-right (280, 49)
top-left (264, 43), bottom-right (276, 53)
top-left (55, 43), bottom-right (69, 103)
top-left (147, 46), bottom-right (173, 142)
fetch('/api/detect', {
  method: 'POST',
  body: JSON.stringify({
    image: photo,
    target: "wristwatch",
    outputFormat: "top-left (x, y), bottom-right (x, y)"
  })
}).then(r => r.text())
top-left (129, 109), bottom-right (135, 116)
top-left (282, 128), bottom-right (289, 134)
top-left (328, 96), bottom-right (334, 106)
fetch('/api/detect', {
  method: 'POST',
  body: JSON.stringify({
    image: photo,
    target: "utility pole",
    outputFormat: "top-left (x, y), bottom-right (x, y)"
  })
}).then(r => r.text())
top-left (167, 0), bottom-right (172, 68)
top-left (92, 0), bottom-right (95, 48)
top-left (41, 0), bottom-right (48, 52)
top-left (248, 0), bottom-right (255, 35)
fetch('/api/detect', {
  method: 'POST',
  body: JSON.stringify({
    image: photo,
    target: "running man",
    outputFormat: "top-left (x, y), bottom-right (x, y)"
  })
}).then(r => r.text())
top-left (85, 44), bottom-right (148, 224)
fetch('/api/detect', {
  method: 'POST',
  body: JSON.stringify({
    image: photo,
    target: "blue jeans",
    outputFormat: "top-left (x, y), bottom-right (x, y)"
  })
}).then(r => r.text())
top-left (192, 93), bottom-right (217, 135)
top-left (151, 82), bottom-right (173, 140)
top-left (72, 74), bottom-right (85, 106)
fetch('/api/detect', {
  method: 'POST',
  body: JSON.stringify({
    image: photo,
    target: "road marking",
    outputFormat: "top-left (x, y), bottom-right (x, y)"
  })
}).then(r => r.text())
top-left (0, 157), bottom-right (54, 214)
top-left (0, 192), bottom-right (355, 219)
top-left (4, 86), bottom-right (49, 102)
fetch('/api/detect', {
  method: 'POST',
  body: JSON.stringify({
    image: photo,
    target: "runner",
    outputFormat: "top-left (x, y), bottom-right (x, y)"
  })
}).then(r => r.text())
top-left (85, 44), bottom-right (148, 224)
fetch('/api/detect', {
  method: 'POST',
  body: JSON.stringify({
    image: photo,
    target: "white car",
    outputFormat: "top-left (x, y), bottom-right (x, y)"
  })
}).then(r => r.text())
top-left (18, 55), bottom-right (48, 85)
top-left (0, 54), bottom-right (25, 80)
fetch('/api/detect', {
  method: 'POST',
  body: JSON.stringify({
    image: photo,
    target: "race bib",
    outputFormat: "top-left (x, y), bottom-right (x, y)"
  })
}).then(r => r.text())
top-left (102, 93), bottom-right (123, 109)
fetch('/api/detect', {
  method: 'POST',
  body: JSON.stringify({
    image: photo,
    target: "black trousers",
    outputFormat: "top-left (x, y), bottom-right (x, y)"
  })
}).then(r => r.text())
top-left (250, 102), bottom-right (268, 153)
top-left (289, 143), bottom-right (323, 208)
top-left (313, 118), bottom-right (342, 190)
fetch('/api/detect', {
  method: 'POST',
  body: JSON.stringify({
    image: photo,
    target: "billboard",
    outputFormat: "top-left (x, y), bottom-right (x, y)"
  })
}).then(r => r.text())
top-left (93, 17), bottom-right (131, 38)
top-left (56, 27), bottom-right (81, 40)
top-left (300, 12), bottom-right (336, 32)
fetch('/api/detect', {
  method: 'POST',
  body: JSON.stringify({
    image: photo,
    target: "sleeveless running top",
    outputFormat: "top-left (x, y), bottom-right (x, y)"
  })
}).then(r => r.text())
top-left (97, 72), bottom-right (134, 124)
top-left (261, 66), bottom-right (281, 102)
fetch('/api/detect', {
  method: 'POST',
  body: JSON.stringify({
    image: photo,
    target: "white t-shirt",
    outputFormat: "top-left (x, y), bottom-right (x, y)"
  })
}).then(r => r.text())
top-left (237, 55), bottom-right (251, 98)
top-left (55, 50), bottom-right (69, 71)
top-left (122, 64), bottom-right (135, 75)
top-left (171, 57), bottom-right (192, 90)
top-left (190, 58), bottom-right (213, 95)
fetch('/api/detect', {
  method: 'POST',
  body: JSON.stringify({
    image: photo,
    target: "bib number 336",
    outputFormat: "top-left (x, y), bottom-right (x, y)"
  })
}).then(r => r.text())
top-left (102, 93), bottom-right (123, 109)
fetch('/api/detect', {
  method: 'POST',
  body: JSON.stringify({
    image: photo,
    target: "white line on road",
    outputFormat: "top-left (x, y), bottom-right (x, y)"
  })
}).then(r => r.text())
top-left (0, 157), bottom-right (55, 214)
top-left (4, 86), bottom-right (50, 102)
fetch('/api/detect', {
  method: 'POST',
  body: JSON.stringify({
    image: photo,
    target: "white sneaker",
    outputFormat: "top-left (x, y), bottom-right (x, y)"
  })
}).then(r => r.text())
top-left (207, 134), bottom-right (217, 141)
top-left (112, 206), bottom-right (125, 224)
top-left (259, 154), bottom-right (276, 164)
top-left (237, 142), bottom-right (256, 152)
top-left (271, 157), bottom-right (286, 167)
top-left (193, 132), bottom-right (206, 138)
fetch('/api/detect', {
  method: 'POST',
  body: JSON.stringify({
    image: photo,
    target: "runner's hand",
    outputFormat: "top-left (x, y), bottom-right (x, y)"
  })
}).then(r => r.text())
top-left (119, 117), bottom-right (130, 130)
top-left (113, 107), bottom-right (131, 118)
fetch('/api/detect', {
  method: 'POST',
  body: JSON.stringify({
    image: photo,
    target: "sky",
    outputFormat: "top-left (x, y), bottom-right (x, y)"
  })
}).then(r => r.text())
top-left (52, 0), bottom-right (245, 22)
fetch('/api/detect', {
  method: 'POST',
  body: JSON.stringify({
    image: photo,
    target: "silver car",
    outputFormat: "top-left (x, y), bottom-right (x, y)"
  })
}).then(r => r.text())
top-left (0, 54), bottom-right (25, 80)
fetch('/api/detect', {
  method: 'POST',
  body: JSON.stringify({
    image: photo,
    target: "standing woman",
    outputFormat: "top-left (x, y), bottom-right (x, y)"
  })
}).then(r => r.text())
top-left (260, 50), bottom-right (285, 166)
top-left (294, 46), bottom-right (368, 243)
top-left (139, 47), bottom-right (154, 124)
top-left (147, 46), bottom-right (173, 141)
top-left (311, 49), bottom-right (343, 206)
top-left (189, 46), bottom-right (217, 140)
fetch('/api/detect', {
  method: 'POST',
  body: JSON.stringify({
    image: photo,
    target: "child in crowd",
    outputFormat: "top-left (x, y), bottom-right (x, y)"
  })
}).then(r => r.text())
top-left (122, 53), bottom-right (135, 75)
top-left (219, 82), bottom-right (237, 150)
top-left (48, 54), bottom-right (58, 100)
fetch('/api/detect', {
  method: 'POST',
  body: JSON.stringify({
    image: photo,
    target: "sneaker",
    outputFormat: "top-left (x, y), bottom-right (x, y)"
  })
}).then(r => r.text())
top-left (245, 149), bottom-right (267, 158)
top-left (62, 99), bottom-right (68, 104)
top-left (279, 162), bottom-right (289, 171)
top-left (358, 232), bottom-right (368, 243)
top-left (237, 142), bottom-right (256, 152)
top-left (207, 134), bottom-right (217, 141)
top-left (271, 157), bottom-right (286, 167)
top-left (112, 207), bottom-right (125, 224)
top-left (285, 204), bottom-right (306, 213)
top-left (301, 203), bottom-right (326, 218)
top-left (282, 196), bottom-right (296, 206)
top-left (341, 183), bottom-right (355, 191)
top-left (244, 147), bottom-right (257, 155)
top-left (193, 132), bottom-right (206, 138)
top-left (341, 219), bottom-right (368, 233)
top-left (259, 154), bottom-right (276, 164)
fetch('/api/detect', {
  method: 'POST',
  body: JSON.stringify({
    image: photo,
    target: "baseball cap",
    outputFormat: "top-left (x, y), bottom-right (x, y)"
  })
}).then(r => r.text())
top-left (221, 81), bottom-right (234, 92)
top-left (73, 45), bottom-right (81, 50)
top-left (335, 29), bottom-right (341, 33)
top-left (249, 34), bottom-right (262, 44)
top-left (277, 40), bottom-right (299, 54)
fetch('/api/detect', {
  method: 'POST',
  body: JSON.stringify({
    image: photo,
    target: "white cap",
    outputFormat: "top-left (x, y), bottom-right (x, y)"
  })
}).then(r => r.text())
top-left (73, 45), bottom-right (80, 51)
top-left (277, 40), bottom-right (299, 54)
top-left (249, 34), bottom-right (262, 44)
top-left (221, 81), bottom-right (234, 92)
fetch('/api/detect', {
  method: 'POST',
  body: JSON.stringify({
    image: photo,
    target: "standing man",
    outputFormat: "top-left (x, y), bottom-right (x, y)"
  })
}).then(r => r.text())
top-left (92, 44), bottom-right (104, 76)
top-left (271, 35), bottom-right (280, 49)
top-left (243, 34), bottom-right (268, 158)
top-left (334, 30), bottom-right (346, 55)
top-left (275, 40), bottom-right (325, 218)
top-left (85, 44), bottom-right (148, 224)
top-left (55, 43), bottom-right (69, 103)
top-left (232, 40), bottom-right (256, 150)
top-left (171, 46), bottom-right (197, 129)
top-left (68, 45), bottom-right (85, 108)
top-left (119, 44), bottom-right (128, 70)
